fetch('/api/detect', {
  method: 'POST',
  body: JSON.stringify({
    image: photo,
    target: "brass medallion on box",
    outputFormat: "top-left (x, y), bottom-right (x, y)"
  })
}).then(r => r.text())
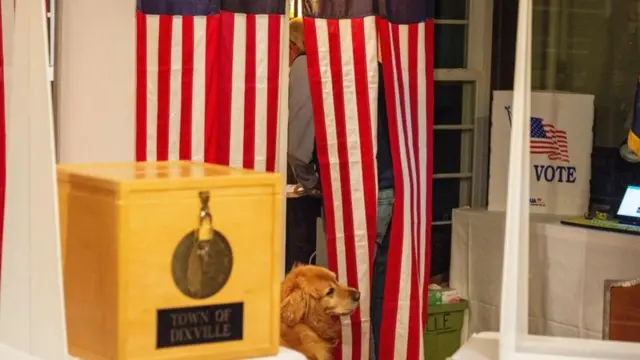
top-left (171, 191), bottom-right (233, 300)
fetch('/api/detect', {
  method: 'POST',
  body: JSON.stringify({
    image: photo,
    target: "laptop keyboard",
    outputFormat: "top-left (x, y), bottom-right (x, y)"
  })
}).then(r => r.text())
top-left (562, 217), bottom-right (640, 235)
top-left (590, 219), bottom-right (640, 231)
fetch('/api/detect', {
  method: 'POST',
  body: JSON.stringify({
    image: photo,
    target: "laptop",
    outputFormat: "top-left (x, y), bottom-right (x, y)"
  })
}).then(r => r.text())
top-left (561, 185), bottom-right (640, 235)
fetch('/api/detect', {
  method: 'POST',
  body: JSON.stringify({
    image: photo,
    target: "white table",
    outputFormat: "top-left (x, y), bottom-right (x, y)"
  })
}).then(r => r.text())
top-left (259, 347), bottom-right (306, 359)
top-left (450, 208), bottom-right (640, 340)
top-left (449, 332), bottom-right (499, 360)
top-left (0, 344), bottom-right (305, 360)
top-left (0, 344), bottom-right (44, 360)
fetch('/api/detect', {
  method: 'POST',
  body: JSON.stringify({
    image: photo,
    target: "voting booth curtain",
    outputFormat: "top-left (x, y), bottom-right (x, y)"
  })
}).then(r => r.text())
top-left (301, 1), bottom-right (434, 359)
top-left (135, 0), bottom-right (287, 171)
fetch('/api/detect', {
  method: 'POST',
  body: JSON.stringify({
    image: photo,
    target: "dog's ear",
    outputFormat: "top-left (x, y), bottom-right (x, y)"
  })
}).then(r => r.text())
top-left (281, 276), bottom-right (308, 326)
top-left (281, 288), bottom-right (308, 326)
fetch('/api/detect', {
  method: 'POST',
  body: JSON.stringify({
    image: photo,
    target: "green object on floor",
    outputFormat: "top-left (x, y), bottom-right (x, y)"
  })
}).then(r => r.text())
top-left (424, 299), bottom-right (468, 360)
top-left (428, 288), bottom-right (461, 306)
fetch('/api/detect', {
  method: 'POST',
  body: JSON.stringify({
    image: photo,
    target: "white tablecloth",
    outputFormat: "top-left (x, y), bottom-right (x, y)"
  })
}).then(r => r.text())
top-left (0, 344), bottom-right (305, 360)
top-left (256, 347), bottom-right (306, 359)
top-left (450, 208), bottom-right (640, 340)
top-left (449, 332), bottom-right (499, 360)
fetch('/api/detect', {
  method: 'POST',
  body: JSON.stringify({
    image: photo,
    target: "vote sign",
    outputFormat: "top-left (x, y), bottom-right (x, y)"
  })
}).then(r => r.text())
top-left (488, 91), bottom-right (594, 215)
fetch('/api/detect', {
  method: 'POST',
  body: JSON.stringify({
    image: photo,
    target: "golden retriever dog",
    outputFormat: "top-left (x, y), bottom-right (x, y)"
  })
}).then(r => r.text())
top-left (280, 264), bottom-right (360, 360)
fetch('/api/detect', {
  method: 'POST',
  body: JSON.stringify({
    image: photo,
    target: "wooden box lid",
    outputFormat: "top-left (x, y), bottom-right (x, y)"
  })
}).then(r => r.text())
top-left (57, 161), bottom-right (282, 194)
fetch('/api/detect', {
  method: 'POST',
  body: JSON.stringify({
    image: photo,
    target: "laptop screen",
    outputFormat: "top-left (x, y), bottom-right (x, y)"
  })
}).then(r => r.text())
top-left (617, 185), bottom-right (640, 220)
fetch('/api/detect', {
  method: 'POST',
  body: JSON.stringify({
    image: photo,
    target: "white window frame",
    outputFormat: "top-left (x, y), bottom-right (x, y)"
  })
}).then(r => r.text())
top-left (500, 0), bottom-right (640, 359)
top-left (432, 0), bottom-right (493, 228)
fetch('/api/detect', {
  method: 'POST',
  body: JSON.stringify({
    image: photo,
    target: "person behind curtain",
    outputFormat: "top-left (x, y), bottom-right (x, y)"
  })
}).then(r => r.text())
top-left (371, 51), bottom-right (395, 359)
top-left (287, 17), bottom-right (319, 193)
top-left (285, 17), bottom-right (321, 272)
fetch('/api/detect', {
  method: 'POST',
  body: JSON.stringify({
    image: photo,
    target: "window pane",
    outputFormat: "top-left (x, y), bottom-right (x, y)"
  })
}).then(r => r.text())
top-left (432, 179), bottom-right (460, 222)
top-left (434, 130), bottom-right (462, 174)
top-left (532, 0), bottom-right (640, 147)
top-left (435, 0), bottom-right (468, 20)
top-left (435, 24), bottom-right (467, 68)
top-left (431, 224), bottom-right (452, 278)
top-left (435, 82), bottom-right (463, 125)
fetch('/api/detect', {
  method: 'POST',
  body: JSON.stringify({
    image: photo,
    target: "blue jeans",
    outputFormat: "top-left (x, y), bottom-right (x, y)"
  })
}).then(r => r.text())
top-left (370, 188), bottom-right (394, 360)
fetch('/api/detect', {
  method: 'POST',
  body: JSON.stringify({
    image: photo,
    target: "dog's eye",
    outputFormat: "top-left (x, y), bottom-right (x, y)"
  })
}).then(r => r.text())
top-left (326, 288), bottom-right (335, 297)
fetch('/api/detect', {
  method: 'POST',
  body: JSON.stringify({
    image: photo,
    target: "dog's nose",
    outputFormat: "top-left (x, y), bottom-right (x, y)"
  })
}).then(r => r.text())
top-left (351, 290), bottom-right (361, 302)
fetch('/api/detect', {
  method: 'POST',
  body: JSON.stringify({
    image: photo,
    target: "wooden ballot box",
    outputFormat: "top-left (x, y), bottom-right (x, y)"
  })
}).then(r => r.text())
top-left (57, 162), bottom-right (282, 360)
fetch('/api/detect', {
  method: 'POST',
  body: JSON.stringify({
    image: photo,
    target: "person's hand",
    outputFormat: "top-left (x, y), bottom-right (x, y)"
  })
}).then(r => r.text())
top-left (292, 184), bottom-right (306, 196)
top-left (289, 183), bottom-right (321, 198)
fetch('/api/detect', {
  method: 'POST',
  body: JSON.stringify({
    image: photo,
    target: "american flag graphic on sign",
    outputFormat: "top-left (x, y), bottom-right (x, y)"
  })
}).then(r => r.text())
top-left (136, 0), bottom-right (286, 170)
top-left (302, 1), bottom-right (434, 359)
top-left (530, 117), bottom-right (570, 163)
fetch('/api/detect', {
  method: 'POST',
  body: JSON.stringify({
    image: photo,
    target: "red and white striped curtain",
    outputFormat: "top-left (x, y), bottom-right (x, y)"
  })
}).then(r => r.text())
top-left (303, 13), bottom-right (378, 360)
top-left (302, 1), bottom-right (434, 359)
top-left (135, 0), bottom-right (287, 171)
top-left (0, 0), bottom-right (11, 282)
top-left (378, 14), bottom-right (434, 360)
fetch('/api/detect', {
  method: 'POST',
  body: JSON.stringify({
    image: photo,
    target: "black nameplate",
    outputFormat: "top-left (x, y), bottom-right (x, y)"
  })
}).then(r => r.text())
top-left (156, 302), bottom-right (243, 348)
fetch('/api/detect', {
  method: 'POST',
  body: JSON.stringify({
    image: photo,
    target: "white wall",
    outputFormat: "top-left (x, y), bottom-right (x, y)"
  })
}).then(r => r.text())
top-left (55, 0), bottom-right (135, 163)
